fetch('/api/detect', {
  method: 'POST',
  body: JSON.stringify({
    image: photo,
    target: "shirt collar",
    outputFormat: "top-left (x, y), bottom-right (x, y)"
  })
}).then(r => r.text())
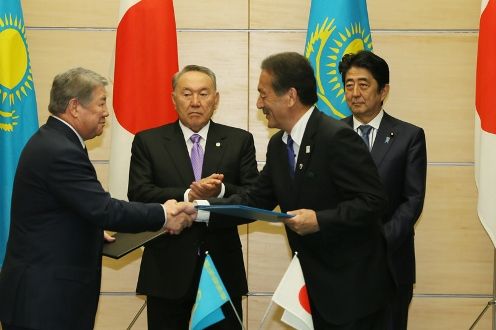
top-left (352, 109), bottom-right (384, 131)
top-left (51, 115), bottom-right (86, 149)
top-left (283, 105), bottom-right (315, 146)
top-left (179, 120), bottom-right (210, 143)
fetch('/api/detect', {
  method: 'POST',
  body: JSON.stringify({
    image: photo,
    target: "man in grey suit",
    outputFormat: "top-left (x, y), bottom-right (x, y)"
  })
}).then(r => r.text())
top-left (340, 50), bottom-right (427, 330)
top-left (128, 65), bottom-right (258, 329)
top-left (0, 68), bottom-right (195, 330)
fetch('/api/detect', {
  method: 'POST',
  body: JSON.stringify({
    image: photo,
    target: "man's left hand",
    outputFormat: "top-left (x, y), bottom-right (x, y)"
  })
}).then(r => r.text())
top-left (284, 209), bottom-right (320, 235)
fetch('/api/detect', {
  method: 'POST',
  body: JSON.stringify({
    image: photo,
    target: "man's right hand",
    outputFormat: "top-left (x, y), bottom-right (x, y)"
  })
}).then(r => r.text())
top-left (162, 200), bottom-right (197, 235)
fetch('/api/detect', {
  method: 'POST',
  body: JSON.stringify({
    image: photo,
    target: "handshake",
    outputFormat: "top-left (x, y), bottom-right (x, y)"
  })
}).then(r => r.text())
top-left (162, 200), bottom-right (198, 235)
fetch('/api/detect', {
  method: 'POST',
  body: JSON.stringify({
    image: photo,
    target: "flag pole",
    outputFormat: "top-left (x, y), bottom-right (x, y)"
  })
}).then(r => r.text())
top-left (469, 248), bottom-right (496, 330)
top-left (258, 300), bottom-right (274, 330)
top-left (488, 248), bottom-right (496, 330)
top-left (227, 297), bottom-right (246, 330)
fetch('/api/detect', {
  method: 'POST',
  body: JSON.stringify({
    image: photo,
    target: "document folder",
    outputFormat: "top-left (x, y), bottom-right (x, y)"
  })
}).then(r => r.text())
top-left (102, 230), bottom-right (164, 259)
top-left (196, 204), bottom-right (292, 222)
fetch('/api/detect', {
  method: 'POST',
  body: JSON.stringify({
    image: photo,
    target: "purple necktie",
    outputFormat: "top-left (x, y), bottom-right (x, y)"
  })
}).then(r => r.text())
top-left (190, 134), bottom-right (204, 181)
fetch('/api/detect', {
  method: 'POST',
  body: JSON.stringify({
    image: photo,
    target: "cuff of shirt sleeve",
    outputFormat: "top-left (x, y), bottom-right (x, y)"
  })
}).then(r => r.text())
top-left (193, 200), bottom-right (210, 223)
top-left (218, 183), bottom-right (225, 198)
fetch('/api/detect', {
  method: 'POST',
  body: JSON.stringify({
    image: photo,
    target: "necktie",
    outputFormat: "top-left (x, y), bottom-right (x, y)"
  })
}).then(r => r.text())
top-left (358, 125), bottom-right (373, 151)
top-left (190, 134), bottom-right (204, 181)
top-left (286, 135), bottom-right (295, 177)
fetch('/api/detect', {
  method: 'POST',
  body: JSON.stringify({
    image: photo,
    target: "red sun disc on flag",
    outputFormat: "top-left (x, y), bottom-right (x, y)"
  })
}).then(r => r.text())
top-left (298, 285), bottom-right (312, 314)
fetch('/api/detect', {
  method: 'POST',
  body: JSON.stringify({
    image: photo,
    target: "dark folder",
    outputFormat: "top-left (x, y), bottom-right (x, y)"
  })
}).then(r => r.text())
top-left (196, 204), bottom-right (293, 222)
top-left (102, 230), bottom-right (164, 259)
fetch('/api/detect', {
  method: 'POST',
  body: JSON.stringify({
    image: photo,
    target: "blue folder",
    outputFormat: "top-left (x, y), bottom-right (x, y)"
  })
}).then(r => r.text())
top-left (196, 204), bottom-right (293, 222)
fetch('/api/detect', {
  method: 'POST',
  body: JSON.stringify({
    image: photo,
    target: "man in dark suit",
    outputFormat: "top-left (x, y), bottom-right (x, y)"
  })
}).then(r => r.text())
top-left (0, 68), bottom-right (196, 330)
top-left (198, 52), bottom-right (394, 329)
top-left (340, 50), bottom-right (427, 330)
top-left (127, 65), bottom-right (258, 329)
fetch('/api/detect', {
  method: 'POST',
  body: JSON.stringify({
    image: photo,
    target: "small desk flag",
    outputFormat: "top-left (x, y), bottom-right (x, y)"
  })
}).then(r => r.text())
top-left (0, 0), bottom-right (39, 266)
top-left (304, 0), bottom-right (373, 119)
top-left (272, 254), bottom-right (313, 330)
top-left (190, 255), bottom-right (230, 330)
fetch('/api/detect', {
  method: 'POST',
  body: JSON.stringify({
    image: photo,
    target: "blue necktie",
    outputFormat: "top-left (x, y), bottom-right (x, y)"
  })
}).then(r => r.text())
top-left (190, 134), bottom-right (204, 181)
top-left (358, 125), bottom-right (373, 151)
top-left (287, 135), bottom-right (295, 177)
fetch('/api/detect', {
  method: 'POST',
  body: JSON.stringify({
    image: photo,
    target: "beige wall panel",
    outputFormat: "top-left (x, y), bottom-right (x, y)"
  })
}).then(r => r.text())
top-left (373, 33), bottom-right (477, 163)
top-left (249, 32), bottom-right (306, 160)
top-left (174, 0), bottom-right (248, 29)
top-left (101, 248), bottom-right (143, 292)
top-left (415, 166), bottom-right (493, 294)
top-left (23, 1), bottom-right (119, 28)
top-left (247, 295), bottom-right (290, 330)
top-left (24, 0), bottom-right (247, 29)
top-left (247, 221), bottom-right (292, 292)
top-left (250, 0), bottom-right (479, 30)
top-left (94, 295), bottom-right (146, 329)
top-left (368, 0), bottom-right (480, 30)
top-left (409, 297), bottom-right (491, 330)
top-left (178, 31), bottom-right (249, 130)
top-left (94, 163), bottom-right (109, 191)
top-left (27, 29), bottom-right (115, 159)
top-left (249, 0), bottom-right (310, 30)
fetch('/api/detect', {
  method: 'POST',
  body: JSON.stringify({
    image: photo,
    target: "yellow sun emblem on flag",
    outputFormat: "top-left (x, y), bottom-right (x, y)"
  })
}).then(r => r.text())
top-left (305, 17), bottom-right (372, 118)
top-left (0, 13), bottom-right (35, 132)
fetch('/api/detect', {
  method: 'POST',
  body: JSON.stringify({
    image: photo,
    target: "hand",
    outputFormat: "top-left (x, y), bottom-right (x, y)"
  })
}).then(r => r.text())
top-left (162, 200), bottom-right (197, 235)
top-left (103, 231), bottom-right (116, 243)
top-left (188, 173), bottom-right (224, 201)
top-left (284, 209), bottom-right (320, 235)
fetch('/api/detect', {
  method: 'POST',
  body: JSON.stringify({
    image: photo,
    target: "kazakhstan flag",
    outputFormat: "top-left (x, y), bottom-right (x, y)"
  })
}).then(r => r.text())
top-left (190, 255), bottom-right (230, 330)
top-left (304, 0), bottom-right (373, 119)
top-left (0, 0), bottom-right (38, 266)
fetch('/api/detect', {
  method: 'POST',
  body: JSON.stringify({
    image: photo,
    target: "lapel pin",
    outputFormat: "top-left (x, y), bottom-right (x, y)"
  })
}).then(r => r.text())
top-left (215, 142), bottom-right (221, 147)
top-left (306, 146), bottom-right (311, 154)
top-left (385, 132), bottom-right (394, 144)
top-left (299, 163), bottom-right (303, 170)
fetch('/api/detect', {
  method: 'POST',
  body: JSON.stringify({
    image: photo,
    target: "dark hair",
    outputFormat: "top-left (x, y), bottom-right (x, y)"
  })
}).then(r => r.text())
top-left (338, 50), bottom-right (389, 91)
top-left (48, 67), bottom-right (107, 115)
top-left (261, 52), bottom-right (318, 106)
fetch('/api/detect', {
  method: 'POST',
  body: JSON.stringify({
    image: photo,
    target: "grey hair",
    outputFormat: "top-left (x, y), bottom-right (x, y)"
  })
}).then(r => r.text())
top-left (172, 65), bottom-right (217, 91)
top-left (48, 67), bottom-right (108, 115)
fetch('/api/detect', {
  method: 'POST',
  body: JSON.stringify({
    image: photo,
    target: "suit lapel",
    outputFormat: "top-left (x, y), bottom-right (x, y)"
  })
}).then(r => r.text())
top-left (163, 123), bottom-right (196, 183)
top-left (371, 112), bottom-right (397, 166)
top-left (202, 122), bottom-right (226, 176)
top-left (292, 110), bottom-right (319, 197)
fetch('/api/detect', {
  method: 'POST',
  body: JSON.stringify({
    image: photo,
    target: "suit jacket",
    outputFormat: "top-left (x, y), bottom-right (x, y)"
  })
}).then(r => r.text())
top-left (0, 116), bottom-right (165, 330)
top-left (128, 120), bottom-right (258, 300)
top-left (344, 112), bottom-right (427, 285)
top-left (212, 109), bottom-right (394, 325)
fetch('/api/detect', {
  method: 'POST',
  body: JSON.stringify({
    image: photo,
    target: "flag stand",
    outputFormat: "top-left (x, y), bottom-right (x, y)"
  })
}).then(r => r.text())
top-left (258, 300), bottom-right (275, 329)
top-left (469, 249), bottom-right (496, 330)
top-left (126, 299), bottom-right (147, 330)
top-left (228, 298), bottom-right (246, 330)
top-left (125, 297), bottom-right (245, 329)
